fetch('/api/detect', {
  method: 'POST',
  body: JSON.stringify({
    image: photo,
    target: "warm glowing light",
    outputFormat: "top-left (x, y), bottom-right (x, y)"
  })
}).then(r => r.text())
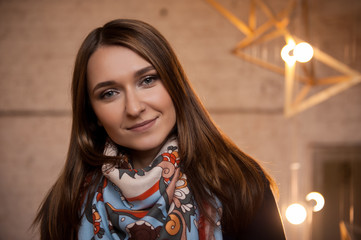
top-left (281, 41), bottom-right (314, 65)
top-left (286, 203), bottom-right (307, 225)
top-left (294, 42), bottom-right (314, 63)
top-left (306, 192), bottom-right (325, 212)
top-left (281, 40), bottom-right (296, 66)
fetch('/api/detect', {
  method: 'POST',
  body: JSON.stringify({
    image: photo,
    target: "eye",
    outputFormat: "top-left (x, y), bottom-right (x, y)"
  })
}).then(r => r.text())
top-left (100, 89), bottom-right (119, 99)
top-left (140, 75), bottom-right (159, 87)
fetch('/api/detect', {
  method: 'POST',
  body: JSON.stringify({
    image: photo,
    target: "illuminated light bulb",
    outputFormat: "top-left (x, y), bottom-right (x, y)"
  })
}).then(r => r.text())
top-left (285, 203), bottom-right (307, 225)
top-left (306, 192), bottom-right (325, 212)
top-left (294, 42), bottom-right (314, 63)
top-left (281, 40), bottom-right (296, 66)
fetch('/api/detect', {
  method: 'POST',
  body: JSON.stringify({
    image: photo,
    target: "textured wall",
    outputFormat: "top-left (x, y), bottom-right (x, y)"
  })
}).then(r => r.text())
top-left (0, 0), bottom-right (360, 239)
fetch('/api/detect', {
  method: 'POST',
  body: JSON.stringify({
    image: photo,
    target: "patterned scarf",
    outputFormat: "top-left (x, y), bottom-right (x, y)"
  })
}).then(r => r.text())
top-left (78, 138), bottom-right (223, 240)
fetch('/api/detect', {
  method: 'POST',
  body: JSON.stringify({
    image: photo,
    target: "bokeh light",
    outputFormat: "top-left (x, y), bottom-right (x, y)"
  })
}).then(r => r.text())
top-left (286, 203), bottom-right (307, 225)
top-left (306, 192), bottom-right (325, 212)
top-left (294, 42), bottom-right (314, 63)
top-left (281, 41), bottom-right (314, 65)
top-left (281, 40), bottom-right (296, 66)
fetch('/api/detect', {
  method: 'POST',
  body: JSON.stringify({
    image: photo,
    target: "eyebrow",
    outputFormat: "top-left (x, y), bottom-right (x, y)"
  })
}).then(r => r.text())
top-left (134, 65), bottom-right (155, 78)
top-left (91, 65), bottom-right (156, 94)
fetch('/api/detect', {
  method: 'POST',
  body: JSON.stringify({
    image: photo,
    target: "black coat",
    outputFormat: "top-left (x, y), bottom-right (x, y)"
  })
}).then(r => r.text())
top-left (222, 183), bottom-right (286, 240)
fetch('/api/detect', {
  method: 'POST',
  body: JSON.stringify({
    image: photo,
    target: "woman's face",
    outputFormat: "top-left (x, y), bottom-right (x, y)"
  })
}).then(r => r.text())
top-left (87, 45), bottom-right (176, 154)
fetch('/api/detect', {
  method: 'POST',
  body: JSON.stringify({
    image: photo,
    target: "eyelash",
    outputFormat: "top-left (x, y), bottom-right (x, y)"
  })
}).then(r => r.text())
top-left (100, 89), bottom-right (119, 99)
top-left (98, 74), bottom-right (160, 100)
top-left (140, 74), bottom-right (159, 87)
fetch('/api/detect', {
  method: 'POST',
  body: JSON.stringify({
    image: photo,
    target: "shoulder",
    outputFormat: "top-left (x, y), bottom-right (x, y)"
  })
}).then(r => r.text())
top-left (223, 181), bottom-right (286, 240)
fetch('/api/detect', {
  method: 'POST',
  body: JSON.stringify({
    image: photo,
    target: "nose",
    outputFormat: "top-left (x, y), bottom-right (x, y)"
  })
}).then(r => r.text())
top-left (124, 89), bottom-right (145, 117)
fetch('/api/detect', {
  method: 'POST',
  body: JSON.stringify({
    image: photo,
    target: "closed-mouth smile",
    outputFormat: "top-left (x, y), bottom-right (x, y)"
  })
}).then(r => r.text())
top-left (127, 117), bottom-right (157, 132)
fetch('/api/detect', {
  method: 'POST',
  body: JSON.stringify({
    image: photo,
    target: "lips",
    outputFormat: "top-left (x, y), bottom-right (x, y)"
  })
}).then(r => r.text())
top-left (127, 118), bottom-right (157, 132)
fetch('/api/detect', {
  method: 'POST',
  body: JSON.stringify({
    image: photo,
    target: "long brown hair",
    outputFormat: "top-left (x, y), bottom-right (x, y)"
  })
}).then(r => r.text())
top-left (34, 19), bottom-right (273, 239)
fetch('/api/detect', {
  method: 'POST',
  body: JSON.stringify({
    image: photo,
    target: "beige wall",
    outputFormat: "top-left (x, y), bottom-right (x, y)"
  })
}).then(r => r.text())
top-left (0, 0), bottom-right (360, 239)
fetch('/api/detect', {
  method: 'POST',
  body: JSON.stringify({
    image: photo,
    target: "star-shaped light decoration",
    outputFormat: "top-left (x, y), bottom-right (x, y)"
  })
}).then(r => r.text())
top-left (206, 0), bottom-right (361, 117)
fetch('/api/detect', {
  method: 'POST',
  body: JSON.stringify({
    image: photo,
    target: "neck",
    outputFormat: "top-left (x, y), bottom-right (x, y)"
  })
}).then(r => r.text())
top-left (127, 134), bottom-right (175, 169)
top-left (129, 146), bottom-right (162, 169)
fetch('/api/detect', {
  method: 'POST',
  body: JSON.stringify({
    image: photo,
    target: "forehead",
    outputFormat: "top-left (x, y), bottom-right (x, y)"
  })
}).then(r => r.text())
top-left (87, 45), bottom-right (151, 79)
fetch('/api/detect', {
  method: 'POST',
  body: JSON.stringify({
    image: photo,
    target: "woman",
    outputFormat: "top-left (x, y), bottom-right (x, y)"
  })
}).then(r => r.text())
top-left (34, 19), bottom-right (285, 240)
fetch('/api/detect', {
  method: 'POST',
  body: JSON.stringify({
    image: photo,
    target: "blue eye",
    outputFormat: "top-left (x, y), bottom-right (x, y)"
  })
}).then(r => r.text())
top-left (141, 75), bottom-right (159, 87)
top-left (100, 90), bottom-right (118, 99)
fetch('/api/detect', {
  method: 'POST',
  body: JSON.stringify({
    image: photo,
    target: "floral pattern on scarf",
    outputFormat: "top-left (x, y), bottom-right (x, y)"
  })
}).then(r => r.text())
top-left (78, 138), bottom-right (222, 240)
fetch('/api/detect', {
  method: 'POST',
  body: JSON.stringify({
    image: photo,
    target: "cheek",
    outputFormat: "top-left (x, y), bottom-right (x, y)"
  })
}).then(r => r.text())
top-left (153, 89), bottom-right (175, 115)
top-left (160, 92), bottom-right (177, 125)
top-left (93, 103), bottom-right (123, 127)
top-left (168, 105), bottom-right (177, 128)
